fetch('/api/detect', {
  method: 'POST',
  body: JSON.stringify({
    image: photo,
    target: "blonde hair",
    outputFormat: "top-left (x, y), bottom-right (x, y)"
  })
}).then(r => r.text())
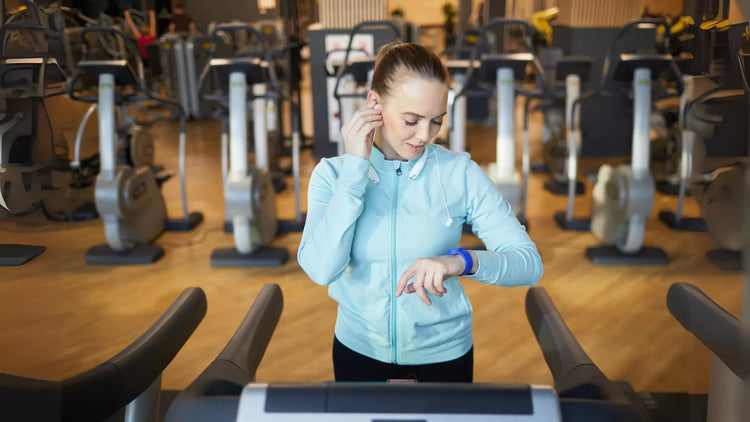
top-left (371, 42), bottom-right (450, 98)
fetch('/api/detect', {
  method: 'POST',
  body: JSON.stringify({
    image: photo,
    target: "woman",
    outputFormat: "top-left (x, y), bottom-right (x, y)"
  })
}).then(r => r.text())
top-left (298, 42), bottom-right (543, 382)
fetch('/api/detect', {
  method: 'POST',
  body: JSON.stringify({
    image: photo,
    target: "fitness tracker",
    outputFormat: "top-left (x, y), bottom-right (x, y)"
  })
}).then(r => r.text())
top-left (447, 247), bottom-right (473, 276)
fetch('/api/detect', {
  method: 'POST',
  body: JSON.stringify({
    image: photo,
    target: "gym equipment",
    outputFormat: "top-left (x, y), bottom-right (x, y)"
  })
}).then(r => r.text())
top-left (0, 286), bottom-right (206, 422)
top-left (583, 19), bottom-right (683, 266)
top-left (663, 22), bottom-right (749, 269)
top-left (533, 50), bottom-right (595, 231)
top-left (165, 283), bottom-right (283, 422)
top-left (539, 51), bottom-right (594, 200)
top-left (166, 282), bottom-right (640, 422)
top-left (0, 2), bottom-right (95, 221)
top-left (69, 27), bottom-right (203, 265)
top-left (697, 163), bottom-right (746, 271)
top-left (199, 23), bottom-right (288, 267)
top-left (0, 243), bottom-right (45, 266)
top-left (525, 287), bottom-right (642, 421)
top-left (657, 75), bottom-right (718, 233)
top-left (526, 283), bottom-right (750, 422)
top-left (277, 1), bottom-right (307, 234)
top-left (456, 18), bottom-right (553, 228)
top-left (185, 33), bottom-right (219, 120)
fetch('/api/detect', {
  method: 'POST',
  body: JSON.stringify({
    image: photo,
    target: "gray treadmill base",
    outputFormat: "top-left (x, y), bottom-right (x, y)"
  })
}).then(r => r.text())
top-left (706, 249), bottom-right (743, 272)
top-left (165, 212), bottom-right (204, 232)
top-left (658, 211), bottom-right (707, 232)
top-left (586, 245), bottom-right (669, 266)
top-left (554, 211), bottom-right (591, 231)
top-left (85, 244), bottom-right (165, 265)
top-left (211, 246), bottom-right (289, 267)
top-left (544, 178), bottom-right (585, 196)
top-left (0, 244), bottom-right (46, 266)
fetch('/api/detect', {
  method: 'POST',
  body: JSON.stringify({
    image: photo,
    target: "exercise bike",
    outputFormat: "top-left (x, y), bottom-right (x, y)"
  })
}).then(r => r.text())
top-left (68, 27), bottom-right (203, 265)
top-left (580, 19), bottom-right (684, 266)
top-left (198, 23), bottom-right (288, 267)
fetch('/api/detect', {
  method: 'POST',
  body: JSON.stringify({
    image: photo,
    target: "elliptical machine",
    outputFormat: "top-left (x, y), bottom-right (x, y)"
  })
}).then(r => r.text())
top-left (199, 24), bottom-right (288, 267)
top-left (583, 19), bottom-right (684, 265)
top-left (69, 27), bottom-right (203, 265)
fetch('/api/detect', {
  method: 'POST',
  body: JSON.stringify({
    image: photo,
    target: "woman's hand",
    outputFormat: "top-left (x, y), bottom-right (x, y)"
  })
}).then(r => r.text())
top-left (340, 102), bottom-right (382, 160)
top-left (395, 255), bottom-right (466, 306)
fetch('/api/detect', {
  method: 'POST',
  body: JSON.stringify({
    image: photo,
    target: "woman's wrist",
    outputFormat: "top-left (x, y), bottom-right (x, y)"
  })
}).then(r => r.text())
top-left (448, 254), bottom-right (466, 276)
top-left (446, 249), bottom-right (477, 276)
top-left (468, 251), bottom-right (478, 275)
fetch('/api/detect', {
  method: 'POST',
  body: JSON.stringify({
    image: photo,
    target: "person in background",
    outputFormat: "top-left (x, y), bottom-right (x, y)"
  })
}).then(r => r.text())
top-left (123, 4), bottom-right (156, 39)
top-left (125, 8), bottom-right (156, 66)
top-left (168, 0), bottom-right (197, 34)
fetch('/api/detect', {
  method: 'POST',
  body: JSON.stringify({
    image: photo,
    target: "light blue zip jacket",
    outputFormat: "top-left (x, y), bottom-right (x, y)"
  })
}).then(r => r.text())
top-left (298, 144), bottom-right (543, 365)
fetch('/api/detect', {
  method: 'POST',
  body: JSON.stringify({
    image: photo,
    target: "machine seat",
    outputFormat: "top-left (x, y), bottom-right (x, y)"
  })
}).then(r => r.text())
top-left (554, 56), bottom-right (594, 84)
top-left (0, 57), bottom-right (66, 93)
top-left (478, 52), bottom-right (534, 82)
top-left (612, 54), bottom-right (674, 81)
top-left (209, 57), bottom-right (269, 86)
top-left (78, 59), bottom-right (138, 87)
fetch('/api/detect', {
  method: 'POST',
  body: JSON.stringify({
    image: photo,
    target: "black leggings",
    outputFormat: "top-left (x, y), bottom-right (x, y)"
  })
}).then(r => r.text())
top-left (332, 336), bottom-right (473, 382)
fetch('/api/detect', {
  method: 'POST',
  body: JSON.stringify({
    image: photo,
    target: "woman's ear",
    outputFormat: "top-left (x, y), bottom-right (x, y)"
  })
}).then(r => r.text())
top-left (367, 90), bottom-right (380, 108)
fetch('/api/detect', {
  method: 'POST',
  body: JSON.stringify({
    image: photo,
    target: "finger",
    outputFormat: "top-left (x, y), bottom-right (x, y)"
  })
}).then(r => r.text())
top-left (423, 270), bottom-right (441, 297)
top-left (354, 107), bottom-right (382, 121)
top-left (412, 271), bottom-right (431, 305)
top-left (415, 281), bottom-right (431, 306)
top-left (397, 266), bottom-right (416, 297)
top-left (345, 113), bottom-right (379, 135)
top-left (356, 119), bottom-right (383, 135)
top-left (433, 273), bottom-right (446, 296)
top-left (406, 283), bottom-right (416, 293)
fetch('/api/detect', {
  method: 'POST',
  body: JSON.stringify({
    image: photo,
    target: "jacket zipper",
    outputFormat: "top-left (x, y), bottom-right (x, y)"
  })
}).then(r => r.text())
top-left (391, 164), bottom-right (401, 363)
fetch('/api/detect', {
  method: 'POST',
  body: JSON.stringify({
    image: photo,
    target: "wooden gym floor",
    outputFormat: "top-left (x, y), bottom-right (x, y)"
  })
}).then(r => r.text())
top-left (0, 79), bottom-right (744, 396)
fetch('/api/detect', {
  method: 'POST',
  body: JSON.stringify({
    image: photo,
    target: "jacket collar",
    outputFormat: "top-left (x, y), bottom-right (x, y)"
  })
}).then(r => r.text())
top-left (368, 145), bottom-right (429, 184)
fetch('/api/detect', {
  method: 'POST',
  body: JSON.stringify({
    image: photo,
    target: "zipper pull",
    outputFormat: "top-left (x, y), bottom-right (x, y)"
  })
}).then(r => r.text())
top-left (396, 165), bottom-right (402, 176)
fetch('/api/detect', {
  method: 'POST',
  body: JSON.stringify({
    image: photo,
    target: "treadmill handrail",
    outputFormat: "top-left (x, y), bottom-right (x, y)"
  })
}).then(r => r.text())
top-left (167, 284), bottom-right (283, 407)
top-left (0, 287), bottom-right (207, 422)
top-left (217, 284), bottom-right (283, 376)
top-left (525, 287), bottom-right (595, 380)
top-left (525, 287), bottom-right (633, 406)
top-left (667, 283), bottom-right (749, 379)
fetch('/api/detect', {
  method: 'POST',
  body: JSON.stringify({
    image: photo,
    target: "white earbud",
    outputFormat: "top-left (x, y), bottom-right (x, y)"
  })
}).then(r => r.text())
top-left (445, 217), bottom-right (453, 227)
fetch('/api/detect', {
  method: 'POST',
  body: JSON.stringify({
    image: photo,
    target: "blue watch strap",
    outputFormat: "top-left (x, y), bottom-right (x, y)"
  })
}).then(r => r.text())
top-left (447, 247), bottom-right (472, 276)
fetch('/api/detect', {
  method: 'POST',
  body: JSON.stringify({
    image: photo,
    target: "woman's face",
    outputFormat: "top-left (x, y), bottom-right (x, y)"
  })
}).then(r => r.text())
top-left (370, 74), bottom-right (449, 161)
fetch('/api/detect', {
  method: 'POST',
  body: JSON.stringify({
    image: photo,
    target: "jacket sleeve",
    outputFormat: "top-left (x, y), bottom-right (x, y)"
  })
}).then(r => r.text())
top-left (297, 154), bottom-right (371, 285)
top-left (462, 158), bottom-right (543, 286)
